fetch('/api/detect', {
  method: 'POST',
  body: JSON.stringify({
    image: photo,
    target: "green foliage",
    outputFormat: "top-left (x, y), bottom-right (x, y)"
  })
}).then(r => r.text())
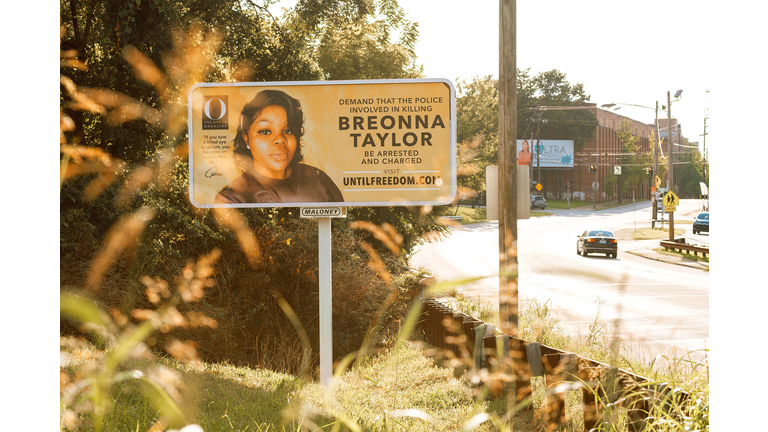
top-left (674, 147), bottom-right (706, 198)
top-left (455, 76), bottom-right (499, 194)
top-left (60, 0), bottom-right (322, 163)
top-left (600, 121), bottom-right (652, 200)
top-left (314, 0), bottom-right (423, 80)
top-left (293, 0), bottom-right (374, 31)
top-left (348, 206), bottom-right (447, 261)
top-left (518, 68), bottom-right (598, 145)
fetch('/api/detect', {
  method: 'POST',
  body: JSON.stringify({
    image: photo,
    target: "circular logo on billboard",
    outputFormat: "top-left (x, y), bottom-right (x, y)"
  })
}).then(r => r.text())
top-left (202, 96), bottom-right (229, 130)
top-left (204, 98), bottom-right (227, 120)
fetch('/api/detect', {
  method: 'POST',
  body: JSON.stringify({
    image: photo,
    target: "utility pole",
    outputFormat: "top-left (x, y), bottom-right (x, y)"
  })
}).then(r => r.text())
top-left (667, 91), bottom-right (674, 195)
top-left (667, 91), bottom-right (675, 241)
top-left (498, 0), bottom-right (518, 338)
top-left (536, 113), bottom-right (541, 188)
top-left (653, 101), bottom-right (660, 228)
top-left (593, 153), bottom-right (598, 209)
top-left (528, 109), bottom-right (546, 193)
top-left (702, 117), bottom-right (708, 182)
top-left (499, 0), bottom-right (529, 416)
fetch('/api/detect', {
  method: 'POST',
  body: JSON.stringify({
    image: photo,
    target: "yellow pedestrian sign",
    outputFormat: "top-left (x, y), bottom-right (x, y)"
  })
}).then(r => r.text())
top-left (663, 191), bottom-right (679, 212)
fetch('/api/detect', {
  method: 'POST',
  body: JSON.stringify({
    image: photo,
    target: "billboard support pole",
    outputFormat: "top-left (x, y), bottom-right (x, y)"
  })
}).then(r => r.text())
top-left (318, 217), bottom-right (333, 388)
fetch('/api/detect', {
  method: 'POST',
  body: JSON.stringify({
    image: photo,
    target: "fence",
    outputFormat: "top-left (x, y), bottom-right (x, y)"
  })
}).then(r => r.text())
top-left (659, 240), bottom-right (708, 258)
top-left (420, 297), bottom-right (691, 431)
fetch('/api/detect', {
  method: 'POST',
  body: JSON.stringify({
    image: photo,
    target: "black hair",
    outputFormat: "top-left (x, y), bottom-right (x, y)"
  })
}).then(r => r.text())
top-left (232, 89), bottom-right (305, 170)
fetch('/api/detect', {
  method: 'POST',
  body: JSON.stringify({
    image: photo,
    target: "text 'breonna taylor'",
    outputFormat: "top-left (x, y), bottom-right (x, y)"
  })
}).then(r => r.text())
top-left (339, 114), bottom-right (446, 147)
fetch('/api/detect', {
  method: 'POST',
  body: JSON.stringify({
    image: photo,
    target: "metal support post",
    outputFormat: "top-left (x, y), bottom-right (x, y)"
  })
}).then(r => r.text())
top-left (318, 217), bottom-right (332, 388)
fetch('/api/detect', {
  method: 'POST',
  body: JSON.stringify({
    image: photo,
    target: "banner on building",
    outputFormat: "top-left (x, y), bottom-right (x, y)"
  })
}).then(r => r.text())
top-left (516, 139), bottom-right (574, 168)
top-left (188, 79), bottom-right (456, 208)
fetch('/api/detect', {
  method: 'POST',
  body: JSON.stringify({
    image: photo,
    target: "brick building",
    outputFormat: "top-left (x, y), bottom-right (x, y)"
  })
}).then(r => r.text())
top-left (531, 103), bottom-right (690, 204)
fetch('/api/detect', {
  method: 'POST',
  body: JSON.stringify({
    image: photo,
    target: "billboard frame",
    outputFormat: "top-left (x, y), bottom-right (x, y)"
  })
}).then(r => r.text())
top-left (188, 78), bottom-right (457, 209)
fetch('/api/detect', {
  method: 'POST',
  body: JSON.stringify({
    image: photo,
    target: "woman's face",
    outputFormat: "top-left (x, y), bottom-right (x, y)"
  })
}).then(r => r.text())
top-left (243, 105), bottom-right (298, 179)
top-left (522, 141), bottom-right (529, 151)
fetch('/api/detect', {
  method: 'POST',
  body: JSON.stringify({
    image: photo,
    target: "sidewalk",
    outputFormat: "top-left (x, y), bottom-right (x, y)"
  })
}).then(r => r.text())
top-left (618, 206), bottom-right (709, 271)
top-left (620, 239), bottom-right (709, 271)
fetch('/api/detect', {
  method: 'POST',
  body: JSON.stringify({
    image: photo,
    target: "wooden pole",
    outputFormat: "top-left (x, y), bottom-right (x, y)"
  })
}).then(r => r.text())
top-left (499, 0), bottom-right (529, 416)
top-left (498, 0), bottom-right (518, 338)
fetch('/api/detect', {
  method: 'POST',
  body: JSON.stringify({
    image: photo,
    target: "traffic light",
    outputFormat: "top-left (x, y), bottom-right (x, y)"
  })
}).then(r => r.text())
top-left (588, 165), bottom-right (597, 173)
top-left (646, 167), bottom-right (653, 175)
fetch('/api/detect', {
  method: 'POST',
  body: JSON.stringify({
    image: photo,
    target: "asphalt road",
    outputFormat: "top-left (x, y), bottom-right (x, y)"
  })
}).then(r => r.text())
top-left (411, 199), bottom-right (709, 363)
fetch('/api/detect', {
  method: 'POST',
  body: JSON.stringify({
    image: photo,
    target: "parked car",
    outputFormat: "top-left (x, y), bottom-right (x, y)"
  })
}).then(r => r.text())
top-left (576, 229), bottom-right (618, 258)
top-left (531, 195), bottom-right (547, 210)
top-left (693, 212), bottom-right (709, 234)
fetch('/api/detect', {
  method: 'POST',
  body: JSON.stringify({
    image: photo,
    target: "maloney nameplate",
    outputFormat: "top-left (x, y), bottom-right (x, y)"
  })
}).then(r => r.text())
top-left (300, 207), bottom-right (347, 218)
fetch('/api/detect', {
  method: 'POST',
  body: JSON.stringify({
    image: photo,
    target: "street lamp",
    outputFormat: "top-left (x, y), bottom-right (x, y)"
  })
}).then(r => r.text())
top-left (666, 90), bottom-right (683, 242)
top-left (667, 90), bottom-right (683, 196)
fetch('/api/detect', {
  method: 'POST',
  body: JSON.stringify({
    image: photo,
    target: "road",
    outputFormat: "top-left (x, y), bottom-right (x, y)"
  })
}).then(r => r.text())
top-left (411, 199), bottom-right (709, 363)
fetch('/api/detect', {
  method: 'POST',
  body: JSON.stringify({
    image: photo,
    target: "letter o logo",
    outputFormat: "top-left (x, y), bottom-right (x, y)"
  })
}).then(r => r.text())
top-left (204, 98), bottom-right (227, 120)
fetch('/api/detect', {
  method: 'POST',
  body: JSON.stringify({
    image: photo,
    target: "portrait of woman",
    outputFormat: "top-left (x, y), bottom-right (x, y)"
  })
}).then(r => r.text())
top-left (518, 139), bottom-right (531, 166)
top-left (215, 90), bottom-right (344, 204)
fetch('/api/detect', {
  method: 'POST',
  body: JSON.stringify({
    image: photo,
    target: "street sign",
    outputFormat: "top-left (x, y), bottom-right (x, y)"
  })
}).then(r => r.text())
top-left (663, 191), bottom-right (679, 207)
top-left (614, 166), bottom-right (621, 175)
top-left (536, 183), bottom-right (543, 191)
top-left (592, 181), bottom-right (599, 190)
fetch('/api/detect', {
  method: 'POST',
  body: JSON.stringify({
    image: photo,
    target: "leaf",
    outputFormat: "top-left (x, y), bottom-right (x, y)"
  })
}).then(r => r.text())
top-left (104, 319), bottom-right (155, 373)
top-left (60, 292), bottom-right (109, 330)
top-left (137, 376), bottom-right (187, 428)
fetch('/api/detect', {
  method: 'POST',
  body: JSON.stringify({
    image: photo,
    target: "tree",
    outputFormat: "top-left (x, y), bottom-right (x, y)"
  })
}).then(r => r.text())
top-left (611, 121), bottom-right (652, 201)
top-left (674, 144), bottom-right (705, 198)
top-left (517, 69), bottom-right (598, 146)
top-left (60, 0), bottom-right (322, 162)
top-left (315, 0), bottom-right (423, 80)
top-left (454, 76), bottom-right (499, 195)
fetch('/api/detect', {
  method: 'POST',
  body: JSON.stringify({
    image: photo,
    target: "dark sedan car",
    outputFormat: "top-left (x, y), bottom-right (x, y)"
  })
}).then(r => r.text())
top-left (576, 229), bottom-right (618, 258)
top-left (531, 195), bottom-right (547, 210)
top-left (693, 212), bottom-right (709, 234)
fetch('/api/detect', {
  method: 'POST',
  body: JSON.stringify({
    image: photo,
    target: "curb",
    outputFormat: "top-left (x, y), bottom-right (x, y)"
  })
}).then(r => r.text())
top-left (624, 249), bottom-right (709, 271)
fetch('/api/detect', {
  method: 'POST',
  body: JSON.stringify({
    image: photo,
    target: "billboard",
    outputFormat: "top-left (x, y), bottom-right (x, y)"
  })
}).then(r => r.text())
top-left (516, 139), bottom-right (574, 168)
top-left (188, 79), bottom-right (456, 208)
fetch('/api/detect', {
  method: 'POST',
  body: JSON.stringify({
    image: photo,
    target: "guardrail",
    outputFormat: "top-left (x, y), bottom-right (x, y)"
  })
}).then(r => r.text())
top-left (420, 297), bottom-right (690, 431)
top-left (659, 239), bottom-right (708, 258)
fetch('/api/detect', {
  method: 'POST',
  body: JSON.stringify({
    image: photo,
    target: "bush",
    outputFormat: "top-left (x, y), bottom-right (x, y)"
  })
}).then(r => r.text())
top-left (61, 166), bottom-right (428, 375)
